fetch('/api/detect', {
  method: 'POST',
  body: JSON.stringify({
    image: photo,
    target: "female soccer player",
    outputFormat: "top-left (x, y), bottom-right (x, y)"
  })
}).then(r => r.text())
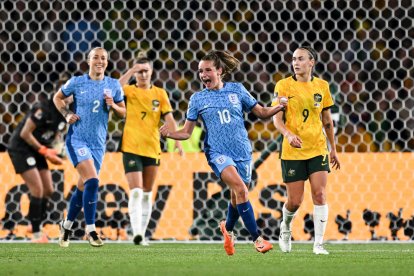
top-left (160, 50), bottom-right (286, 255)
top-left (272, 46), bottom-right (341, 255)
top-left (53, 47), bottom-right (126, 247)
top-left (118, 52), bottom-right (182, 245)
top-left (7, 98), bottom-right (66, 243)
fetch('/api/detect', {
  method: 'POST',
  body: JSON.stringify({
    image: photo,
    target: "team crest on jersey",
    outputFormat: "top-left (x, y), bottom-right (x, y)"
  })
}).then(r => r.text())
top-left (152, 100), bottom-right (160, 111)
top-left (228, 94), bottom-right (239, 105)
top-left (314, 93), bottom-right (322, 108)
top-left (104, 89), bottom-right (112, 97)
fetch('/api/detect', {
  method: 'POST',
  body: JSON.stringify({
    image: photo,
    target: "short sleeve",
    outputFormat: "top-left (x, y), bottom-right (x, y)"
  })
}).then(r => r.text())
top-left (30, 103), bottom-right (47, 126)
top-left (113, 81), bottom-right (124, 103)
top-left (271, 81), bottom-right (285, 107)
top-left (160, 89), bottom-right (173, 115)
top-left (322, 82), bottom-right (334, 109)
top-left (186, 94), bottom-right (199, 121)
top-left (239, 84), bottom-right (257, 112)
top-left (60, 78), bottom-right (75, 97)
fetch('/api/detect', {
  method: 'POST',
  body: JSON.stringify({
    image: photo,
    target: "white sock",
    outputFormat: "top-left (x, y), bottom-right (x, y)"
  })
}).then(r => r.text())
top-left (313, 204), bottom-right (329, 245)
top-left (141, 191), bottom-right (153, 236)
top-left (282, 203), bottom-right (297, 230)
top-left (63, 219), bottom-right (74, 230)
top-left (128, 188), bottom-right (143, 237)
top-left (86, 224), bottom-right (96, 234)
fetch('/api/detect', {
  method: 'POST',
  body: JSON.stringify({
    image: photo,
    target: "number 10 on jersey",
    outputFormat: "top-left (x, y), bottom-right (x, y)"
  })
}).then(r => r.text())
top-left (218, 109), bottom-right (231, 124)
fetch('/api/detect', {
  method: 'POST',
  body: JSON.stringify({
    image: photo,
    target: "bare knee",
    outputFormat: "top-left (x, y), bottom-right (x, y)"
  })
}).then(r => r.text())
top-left (233, 185), bottom-right (248, 203)
top-left (312, 191), bottom-right (326, 205)
top-left (286, 196), bottom-right (303, 211)
top-left (286, 201), bottom-right (301, 212)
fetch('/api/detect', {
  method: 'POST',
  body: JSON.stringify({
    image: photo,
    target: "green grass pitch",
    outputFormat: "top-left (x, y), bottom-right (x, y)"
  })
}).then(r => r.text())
top-left (1, 243), bottom-right (413, 275)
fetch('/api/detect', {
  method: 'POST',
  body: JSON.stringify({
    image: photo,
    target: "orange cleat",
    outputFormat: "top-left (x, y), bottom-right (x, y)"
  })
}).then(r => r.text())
top-left (254, 236), bottom-right (273, 254)
top-left (219, 220), bottom-right (236, 256)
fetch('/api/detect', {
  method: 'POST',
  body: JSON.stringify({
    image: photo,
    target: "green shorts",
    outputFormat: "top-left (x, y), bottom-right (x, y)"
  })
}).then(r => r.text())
top-left (122, 152), bottom-right (160, 173)
top-left (281, 154), bottom-right (330, 183)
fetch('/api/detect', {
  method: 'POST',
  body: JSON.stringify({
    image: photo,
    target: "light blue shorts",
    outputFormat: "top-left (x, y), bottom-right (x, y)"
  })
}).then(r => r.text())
top-left (208, 154), bottom-right (252, 184)
top-left (66, 141), bottom-right (105, 174)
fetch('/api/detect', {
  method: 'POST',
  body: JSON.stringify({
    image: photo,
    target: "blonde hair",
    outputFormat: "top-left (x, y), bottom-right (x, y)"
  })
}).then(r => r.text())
top-left (201, 50), bottom-right (240, 79)
top-left (87, 47), bottom-right (107, 61)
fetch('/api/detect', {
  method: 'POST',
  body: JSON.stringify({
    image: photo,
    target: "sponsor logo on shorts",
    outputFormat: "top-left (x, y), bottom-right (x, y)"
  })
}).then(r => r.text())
top-left (288, 168), bottom-right (295, 176)
top-left (26, 157), bottom-right (36, 166)
top-left (78, 148), bottom-right (87, 156)
top-left (215, 155), bottom-right (226, 164)
top-left (128, 160), bottom-right (136, 167)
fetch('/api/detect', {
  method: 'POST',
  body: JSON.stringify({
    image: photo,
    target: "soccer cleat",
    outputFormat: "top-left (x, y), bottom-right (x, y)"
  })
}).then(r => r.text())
top-left (32, 233), bottom-right (49, 244)
top-left (313, 243), bottom-right (329, 255)
top-left (58, 221), bottom-right (72, 248)
top-left (278, 224), bottom-right (292, 253)
top-left (254, 236), bottom-right (273, 253)
top-left (88, 231), bottom-right (104, 247)
top-left (133, 234), bottom-right (143, 245)
top-left (219, 220), bottom-right (236, 255)
top-left (141, 238), bottom-right (149, 246)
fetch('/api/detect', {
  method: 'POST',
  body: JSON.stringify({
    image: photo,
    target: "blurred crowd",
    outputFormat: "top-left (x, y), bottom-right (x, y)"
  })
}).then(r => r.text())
top-left (1, 0), bottom-right (413, 152)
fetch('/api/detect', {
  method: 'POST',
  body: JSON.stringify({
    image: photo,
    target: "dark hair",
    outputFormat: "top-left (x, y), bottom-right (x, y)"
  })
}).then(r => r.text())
top-left (201, 50), bottom-right (240, 79)
top-left (297, 45), bottom-right (318, 63)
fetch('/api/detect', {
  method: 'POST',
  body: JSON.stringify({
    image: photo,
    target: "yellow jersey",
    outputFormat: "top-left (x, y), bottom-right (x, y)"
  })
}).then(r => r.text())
top-left (271, 76), bottom-right (334, 160)
top-left (121, 84), bottom-right (173, 159)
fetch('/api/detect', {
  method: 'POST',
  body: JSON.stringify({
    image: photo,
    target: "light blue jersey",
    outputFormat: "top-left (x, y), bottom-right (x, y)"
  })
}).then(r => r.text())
top-left (187, 82), bottom-right (257, 162)
top-left (61, 74), bottom-right (124, 150)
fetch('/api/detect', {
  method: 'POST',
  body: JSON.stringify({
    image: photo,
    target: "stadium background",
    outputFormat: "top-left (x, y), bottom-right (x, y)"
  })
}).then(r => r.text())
top-left (0, 0), bottom-right (413, 241)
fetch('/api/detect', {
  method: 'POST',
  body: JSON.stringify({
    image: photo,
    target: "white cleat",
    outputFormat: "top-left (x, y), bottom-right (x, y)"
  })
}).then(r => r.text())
top-left (313, 243), bottom-right (329, 255)
top-left (58, 221), bottom-right (72, 248)
top-left (87, 231), bottom-right (104, 247)
top-left (278, 224), bottom-right (292, 253)
top-left (141, 237), bottom-right (149, 246)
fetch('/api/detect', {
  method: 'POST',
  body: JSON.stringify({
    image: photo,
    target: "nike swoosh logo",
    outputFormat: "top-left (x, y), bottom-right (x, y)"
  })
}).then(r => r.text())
top-left (320, 220), bottom-right (327, 222)
top-left (288, 96), bottom-right (295, 99)
top-left (257, 245), bottom-right (264, 249)
top-left (321, 162), bottom-right (327, 166)
top-left (81, 91), bottom-right (87, 94)
top-left (242, 208), bottom-right (250, 213)
top-left (88, 201), bottom-right (97, 204)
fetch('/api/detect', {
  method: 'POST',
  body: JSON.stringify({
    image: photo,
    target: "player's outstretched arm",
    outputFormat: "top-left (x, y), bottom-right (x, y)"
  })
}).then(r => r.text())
top-left (160, 120), bottom-right (195, 141)
top-left (251, 100), bottom-right (287, 119)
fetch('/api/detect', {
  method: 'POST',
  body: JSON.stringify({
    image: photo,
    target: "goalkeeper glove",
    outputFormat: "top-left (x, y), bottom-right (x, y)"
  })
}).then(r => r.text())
top-left (38, 145), bottom-right (63, 165)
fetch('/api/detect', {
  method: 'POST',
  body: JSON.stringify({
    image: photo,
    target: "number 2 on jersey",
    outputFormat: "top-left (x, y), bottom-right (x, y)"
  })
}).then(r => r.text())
top-left (218, 109), bottom-right (231, 124)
